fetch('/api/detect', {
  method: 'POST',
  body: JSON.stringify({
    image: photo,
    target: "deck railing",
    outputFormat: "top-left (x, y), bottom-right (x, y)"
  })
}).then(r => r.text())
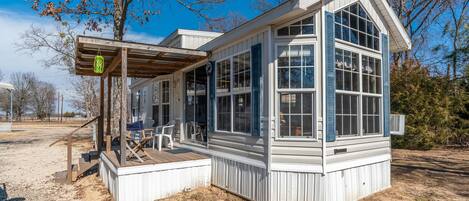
top-left (49, 116), bottom-right (100, 183)
top-left (390, 114), bottom-right (405, 135)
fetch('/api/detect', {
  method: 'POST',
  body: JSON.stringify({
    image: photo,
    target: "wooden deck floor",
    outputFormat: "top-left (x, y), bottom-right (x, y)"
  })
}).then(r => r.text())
top-left (103, 147), bottom-right (209, 168)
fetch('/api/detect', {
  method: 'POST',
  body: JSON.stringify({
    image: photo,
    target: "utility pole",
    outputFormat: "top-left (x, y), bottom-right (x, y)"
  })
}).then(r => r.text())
top-left (60, 94), bottom-right (64, 123)
top-left (57, 92), bottom-right (60, 122)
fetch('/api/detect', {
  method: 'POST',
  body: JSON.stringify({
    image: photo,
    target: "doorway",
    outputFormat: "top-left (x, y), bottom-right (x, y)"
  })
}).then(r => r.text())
top-left (184, 66), bottom-right (208, 144)
top-left (152, 79), bottom-right (171, 127)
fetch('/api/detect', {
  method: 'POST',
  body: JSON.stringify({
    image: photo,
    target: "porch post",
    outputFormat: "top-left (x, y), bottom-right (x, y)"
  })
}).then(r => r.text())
top-left (9, 90), bottom-right (13, 122)
top-left (98, 77), bottom-right (105, 153)
top-left (106, 76), bottom-right (112, 152)
top-left (120, 47), bottom-right (128, 166)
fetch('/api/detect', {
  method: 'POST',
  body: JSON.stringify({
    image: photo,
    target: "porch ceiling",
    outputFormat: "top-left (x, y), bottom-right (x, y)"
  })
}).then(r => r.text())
top-left (75, 36), bottom-right (209, 78)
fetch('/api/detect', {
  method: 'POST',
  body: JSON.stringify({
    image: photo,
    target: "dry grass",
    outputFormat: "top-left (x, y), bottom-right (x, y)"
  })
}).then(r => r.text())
top-left (362, 149), bottom-right (469, 201)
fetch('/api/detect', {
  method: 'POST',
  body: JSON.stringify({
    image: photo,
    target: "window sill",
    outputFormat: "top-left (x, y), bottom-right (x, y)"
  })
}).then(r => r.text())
top-left (335, 134), bottom-right (384, 141)
top-left (274, 136), bottom-right (319, 142)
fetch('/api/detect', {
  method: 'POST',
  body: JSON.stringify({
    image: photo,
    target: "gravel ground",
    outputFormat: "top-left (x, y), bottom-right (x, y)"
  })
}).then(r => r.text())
top-left (0, 122), bottom-right (108, 201)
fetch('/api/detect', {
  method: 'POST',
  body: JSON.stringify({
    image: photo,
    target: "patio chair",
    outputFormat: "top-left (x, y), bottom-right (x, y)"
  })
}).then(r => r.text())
top-left (186, 121), bottom-right (203, 141)
top-left (153, 121), bottom-right (175, 151)
top-left (125, 121), bottom-right (154, 162)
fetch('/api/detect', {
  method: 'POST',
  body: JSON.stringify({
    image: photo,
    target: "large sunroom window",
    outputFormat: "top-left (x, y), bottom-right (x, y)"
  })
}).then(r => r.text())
top-left (335, 3), bottom-right (380, 51)
top-left (335, 47), bottom-right (382, 137)
top-left (277, 44), bottom-right (315, 138)
top-left (215, 51), bottom-right (252, 134)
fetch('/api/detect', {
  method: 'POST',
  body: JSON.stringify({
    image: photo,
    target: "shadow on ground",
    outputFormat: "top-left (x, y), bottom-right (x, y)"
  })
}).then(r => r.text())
top-left (0, 183), bottom-right (25, 201)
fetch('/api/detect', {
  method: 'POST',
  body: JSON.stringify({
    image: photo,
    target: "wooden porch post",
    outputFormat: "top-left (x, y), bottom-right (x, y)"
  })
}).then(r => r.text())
top-left (106, 76), bottom-right (112, 152)
top-left (98, 77), bottom-right (105, 153)
top-left (120, 48), bottom-right (128, 166)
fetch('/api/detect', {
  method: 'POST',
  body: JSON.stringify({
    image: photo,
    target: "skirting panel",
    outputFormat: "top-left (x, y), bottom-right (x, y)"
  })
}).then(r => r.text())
top-left (99, 155), bottom-right (212, 201)
top-left (325, 160), bottom-right (391, 201)
top-left (270, 171), bottom-right (324, 201)
top-left (211, 156), bottom-right (269, 201)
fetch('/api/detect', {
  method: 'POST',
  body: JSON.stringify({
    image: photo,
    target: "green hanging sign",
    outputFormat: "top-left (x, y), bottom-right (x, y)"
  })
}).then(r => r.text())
top-left (94, 55), bottom-right (105, 74)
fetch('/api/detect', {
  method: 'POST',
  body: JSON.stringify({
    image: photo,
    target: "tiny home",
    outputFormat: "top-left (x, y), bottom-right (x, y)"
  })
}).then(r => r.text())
top-left (74, 0), bottom-right (410, 200)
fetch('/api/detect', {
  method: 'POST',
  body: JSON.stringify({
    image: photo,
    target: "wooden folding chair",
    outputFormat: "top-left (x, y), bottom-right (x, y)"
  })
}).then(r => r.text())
top-left (126, 129), bottom-right (155, 162)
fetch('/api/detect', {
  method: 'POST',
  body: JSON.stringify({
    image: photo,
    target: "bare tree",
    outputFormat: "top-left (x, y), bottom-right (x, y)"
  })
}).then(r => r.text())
top-left (30, 80), bottom-right (56, 120)
top-left (389, 0), bottom-right (450, 64)
top-left (204, 12), bottom-right (247, 32)
top-left (0, 69), bottom-right (4, 82)
top-left (70, 77), bottom-right (100, 118)
top-left (31, 0), bottom-right (226, 40)
top-left (10, 72), bottom-right (36, 121)
top-left (252, 0), bottom-right (286, 12)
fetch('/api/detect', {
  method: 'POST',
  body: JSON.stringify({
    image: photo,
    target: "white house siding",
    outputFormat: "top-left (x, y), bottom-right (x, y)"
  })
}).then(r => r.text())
top-left (326, 137), bottom-right (391, 171)
top-left (325, 160), bottom-right (391, 201)
top-left (209, 30), bottom-right (270, 163)
top-left (270, 171), bottom-right (324, 201)
top-left (211, 156), bottom-right (269, 201)
top-left (271, 140), bottom-right (323, 166)
top-left (182, 35), bottom-right (219, 49)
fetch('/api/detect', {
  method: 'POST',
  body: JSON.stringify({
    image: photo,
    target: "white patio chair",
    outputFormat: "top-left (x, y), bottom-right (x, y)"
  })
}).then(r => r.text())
top-left (186, 121), bottom-right (202, 141)
top-left (153, 122), bottom-right (175, 151)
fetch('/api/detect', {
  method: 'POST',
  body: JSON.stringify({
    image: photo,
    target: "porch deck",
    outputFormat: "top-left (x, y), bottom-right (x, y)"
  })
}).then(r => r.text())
top-left (99, 147), bottom-right (212, 201)
top-left (103, 147), bottom-right (209, 168)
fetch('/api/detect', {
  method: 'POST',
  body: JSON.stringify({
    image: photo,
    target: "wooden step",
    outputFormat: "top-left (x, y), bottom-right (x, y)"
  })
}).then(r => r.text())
top-left (77, 158), bottom-right (99, 178)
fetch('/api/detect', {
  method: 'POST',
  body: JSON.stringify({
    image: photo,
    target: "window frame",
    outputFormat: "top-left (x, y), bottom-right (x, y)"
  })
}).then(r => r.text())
top-left (275, 13), bottom-right (317, 38)
top-left (335, 42), bottom-right (384, 139)
top-left (333, 2), bottom-right (381, 53)
top-left (274, 41), bottom-right (319, 141)
top-left (214, 49), bottom-right (253, 136)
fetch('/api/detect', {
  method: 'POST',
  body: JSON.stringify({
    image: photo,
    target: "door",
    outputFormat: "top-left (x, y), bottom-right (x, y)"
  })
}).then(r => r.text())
top-left (152, 79), bottom-right (172, 127)
top-left (184, 66), bottom-right (208, 143)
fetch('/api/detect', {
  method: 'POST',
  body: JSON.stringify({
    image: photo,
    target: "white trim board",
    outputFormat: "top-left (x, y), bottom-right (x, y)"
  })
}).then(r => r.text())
top-left (100, 152), bottom-right (211, 176)
top-left (326, 153), bottom-right (391, 172)
top-left (176, 143), bottom-right (267, 169)
top-left (271, 163), bottom-right (323, 173)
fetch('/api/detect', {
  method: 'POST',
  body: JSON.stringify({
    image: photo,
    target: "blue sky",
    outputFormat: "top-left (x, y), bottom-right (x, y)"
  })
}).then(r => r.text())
top-left (0, 0), bottom-right (271, 112)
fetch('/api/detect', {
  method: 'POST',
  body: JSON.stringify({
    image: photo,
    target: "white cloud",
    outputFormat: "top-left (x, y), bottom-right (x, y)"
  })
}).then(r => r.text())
top-left (0, 9), bottom-right (165, 111)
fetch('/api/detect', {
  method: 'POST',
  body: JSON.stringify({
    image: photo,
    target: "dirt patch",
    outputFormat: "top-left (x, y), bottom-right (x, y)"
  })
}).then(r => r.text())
top-left (160, 186), bottom-right (246, 201)
top-left (362, 148), bottom-right (469, 201)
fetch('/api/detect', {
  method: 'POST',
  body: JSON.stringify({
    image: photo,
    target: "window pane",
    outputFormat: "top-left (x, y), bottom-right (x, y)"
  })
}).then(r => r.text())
top-left (303, 45), bottom-right (314, 66)
top-left (302, 16), bottom-right (314, 25)
top-left (303, 67), bottom-right (314, 88)
top-left (335, 24), bottom-right (342, 39)
top-left (234, 93), bottom-right (251, 133)
top-left (303, 93), bottom-right (313, 113)
top-left (290, 26), bottom-right (301, 35)
top-left (303, 115), bottom-right (313, 137)
top-left (350, 14), bottom-right (358, 29)
top-left (217, 96), bottom-right (231, 131)
top-left (290, 67), bottom-right (302, 88)
top-left (342, 27), bottom-right (350, 41)
top-left (290, 93), bottom-right (302, 114)
top-left (278, 68), bottom-right (289, 88)
top-left (278, 46), bottom-right (289, 66)
top-left (290, 46), bottom-right (302, 66)
top-left (280, 94), bottom-right (290, 114)
top-left (290, 115), bottom-right (302, 137)
top-left (280, 115), bottom-right (290, 137)
top-left (351, 29), bottom-right (358, 44)
top-left (302, 25), bottom-right (314, 35)
top-left (278, 27), bottom-right (289, 36)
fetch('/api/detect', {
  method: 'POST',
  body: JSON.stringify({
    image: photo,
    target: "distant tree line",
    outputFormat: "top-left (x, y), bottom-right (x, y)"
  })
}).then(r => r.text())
top-left (0, 72), bottom-right (57, 121)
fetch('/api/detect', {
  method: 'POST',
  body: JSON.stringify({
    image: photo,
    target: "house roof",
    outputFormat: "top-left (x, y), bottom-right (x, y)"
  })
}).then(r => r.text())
top-left (201, 0), bottom-right (411, 52)
top-left (74, 36), bottom-right (208, 78)
top-left (0, 82), bottom-right (14, 90)
top-left (159, 29), bottom-right (223, 47)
